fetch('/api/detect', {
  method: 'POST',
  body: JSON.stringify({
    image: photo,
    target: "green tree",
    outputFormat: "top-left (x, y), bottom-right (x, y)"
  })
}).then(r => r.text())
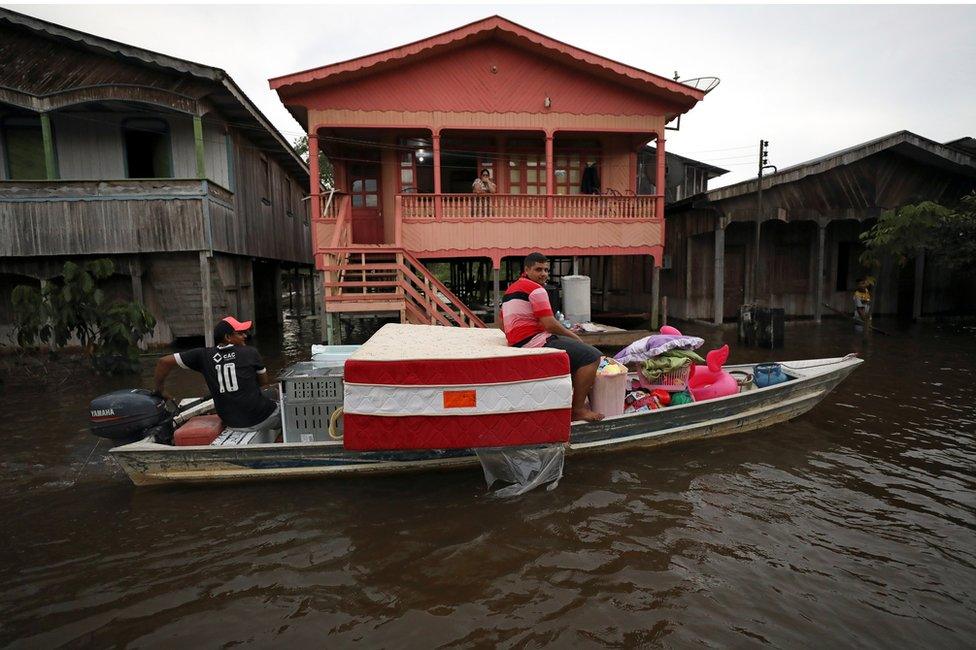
top-left (860, 192), bottom-right (976, 269)
top-left (293, 135), bottom-right (335, 189)
top-left (12, 259), bottom-right (157, 373)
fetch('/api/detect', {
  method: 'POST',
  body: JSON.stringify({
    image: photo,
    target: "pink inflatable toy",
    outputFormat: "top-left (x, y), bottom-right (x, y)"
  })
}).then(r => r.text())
top-left (660, 325), bottom-right (683, 336)
top-left (688, 344), bottom-right (738, 401)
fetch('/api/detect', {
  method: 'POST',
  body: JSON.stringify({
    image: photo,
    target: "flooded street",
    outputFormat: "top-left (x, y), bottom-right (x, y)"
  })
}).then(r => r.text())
top-left (1, 317), bottom-right (974, 647)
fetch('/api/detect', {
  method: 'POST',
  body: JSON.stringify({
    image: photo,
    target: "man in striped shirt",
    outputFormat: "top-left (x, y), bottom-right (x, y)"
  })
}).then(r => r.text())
top-left (499, 252), bottom-right (604, 422)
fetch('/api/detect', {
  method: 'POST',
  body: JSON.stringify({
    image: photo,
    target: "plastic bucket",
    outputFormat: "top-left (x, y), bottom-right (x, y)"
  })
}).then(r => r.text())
top-left (589, 370), bottom-right (627, 417)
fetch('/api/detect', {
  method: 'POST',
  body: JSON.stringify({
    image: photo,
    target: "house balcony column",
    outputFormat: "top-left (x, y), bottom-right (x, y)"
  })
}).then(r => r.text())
top-left (545, 132), bottom-right (554, 219)
top-left (193, 115), bottom-right (206, 179)
top-left (308, 130), bottom-right (320, 220)
top-left (655, 134), bottom-right (666, 219)
top-left (40, 113), bottom-right (57, 180)
top-left (433, 132), bottom-right (442, 220)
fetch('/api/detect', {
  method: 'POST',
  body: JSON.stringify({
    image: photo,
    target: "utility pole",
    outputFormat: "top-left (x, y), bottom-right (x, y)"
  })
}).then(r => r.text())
top-left (752, 139), bottom-right (776, 303)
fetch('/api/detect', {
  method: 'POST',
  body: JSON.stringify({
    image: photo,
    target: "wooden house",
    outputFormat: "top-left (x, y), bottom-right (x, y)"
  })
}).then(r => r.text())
top-left (661, 131), bottom-right (976, 323)
top-left (0, 9), bottom-right (312, 346)
top-left (637, 145), bottom-right (728, 204)
top-left (269, 16), bottom-right (708, 338)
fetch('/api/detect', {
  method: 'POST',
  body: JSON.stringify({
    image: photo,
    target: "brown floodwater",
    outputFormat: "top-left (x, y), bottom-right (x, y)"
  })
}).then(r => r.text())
top-left (1, 316), bottom-right (974, 647)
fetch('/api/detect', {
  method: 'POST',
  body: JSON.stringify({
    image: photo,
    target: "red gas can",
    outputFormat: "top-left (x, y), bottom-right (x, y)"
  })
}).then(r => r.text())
top-left (174, 415), bottom-right (225, 446)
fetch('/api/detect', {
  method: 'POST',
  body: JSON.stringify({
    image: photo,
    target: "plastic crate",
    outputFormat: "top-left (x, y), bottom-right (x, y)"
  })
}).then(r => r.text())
top-left (278, 361), bottom-right (345, 443)
top-left (279, 362), bottom-right (343, 403)
top-left (282, 401), bottom-right (343, 443)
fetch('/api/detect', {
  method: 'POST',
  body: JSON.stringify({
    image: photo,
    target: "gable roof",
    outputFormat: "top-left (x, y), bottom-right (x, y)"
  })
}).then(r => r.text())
top-left (705, 130), bottom-right (976, 202)
top-left (269, 15), bottom-right (705, 114)
top-left (0, 7), bottom-right (309, 184)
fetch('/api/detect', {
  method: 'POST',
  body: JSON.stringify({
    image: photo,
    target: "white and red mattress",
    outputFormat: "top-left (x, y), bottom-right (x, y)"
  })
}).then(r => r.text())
top-left (342, 324), bottom-right (572, 451)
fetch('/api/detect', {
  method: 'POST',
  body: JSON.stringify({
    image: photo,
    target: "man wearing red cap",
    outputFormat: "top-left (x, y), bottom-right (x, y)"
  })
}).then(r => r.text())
top-left (153, 316), bottom-right (279, 436)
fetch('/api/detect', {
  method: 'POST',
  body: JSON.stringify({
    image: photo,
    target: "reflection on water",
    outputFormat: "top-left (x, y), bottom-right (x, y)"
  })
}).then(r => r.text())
top-left (1, 317), bottom-right (974, 646)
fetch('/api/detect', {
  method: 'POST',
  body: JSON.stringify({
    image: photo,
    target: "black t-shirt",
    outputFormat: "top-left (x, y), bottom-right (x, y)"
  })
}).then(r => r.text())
top-left (175, 344), bottom-right (276, 428)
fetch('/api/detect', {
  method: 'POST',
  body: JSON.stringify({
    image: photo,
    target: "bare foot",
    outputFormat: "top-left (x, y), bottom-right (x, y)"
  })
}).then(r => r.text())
top-left (572, 408), bottom-right (604, 422)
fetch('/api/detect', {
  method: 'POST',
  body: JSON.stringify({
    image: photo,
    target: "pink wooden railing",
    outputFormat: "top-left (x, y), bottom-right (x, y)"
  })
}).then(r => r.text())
top-left (321, 191), bottom-right (346, 220)
top-left (439, 193), bottom-right (547, 219)
top-left (397, 193), bottom-right (660, 221)
top-left (552, 194), bottom-right (657, 220)
top-left (399, 193), bottom-right (435, 219)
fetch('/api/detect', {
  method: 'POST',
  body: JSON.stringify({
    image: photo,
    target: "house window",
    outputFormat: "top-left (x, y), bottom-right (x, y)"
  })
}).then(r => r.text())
top-left (2, 116), bottom-right (47, 180)
top-left (123, 118), bottom-right (172, 178)
top-left (554, 153), bottom-right (599, 195)
top-left (508, 153), bottom-right (547, 195)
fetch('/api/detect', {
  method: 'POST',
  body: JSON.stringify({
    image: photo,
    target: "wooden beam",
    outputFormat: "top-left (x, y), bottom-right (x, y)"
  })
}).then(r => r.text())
top-left (913, 251), bottom-right (925, 320)
top-left (545, 133), bottom-right (554, 220)
top-left (713, 225), bottom-right (725, 325)
top-left (492, 266), bottom-right (500, 324)
top-left (650, 262), bottom-right (660, 330)
top-left (200, 251), bottom-right (214, 346)
top-left (193, 115), bottom-right (206, 179)
top-left (814, 223), bottom-right (826, 322)
top-left (40, 113), bottom-right (56, 180)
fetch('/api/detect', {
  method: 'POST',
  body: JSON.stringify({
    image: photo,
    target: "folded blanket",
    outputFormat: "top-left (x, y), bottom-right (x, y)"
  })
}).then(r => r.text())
top-left (614, 334), bottom-right (704, 365)
top-left (640, 350), bottom-right (705, 381)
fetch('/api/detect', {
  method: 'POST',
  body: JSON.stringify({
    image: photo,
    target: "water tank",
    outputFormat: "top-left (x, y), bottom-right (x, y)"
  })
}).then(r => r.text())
top-left (561, 275), bottom-right (591, 324)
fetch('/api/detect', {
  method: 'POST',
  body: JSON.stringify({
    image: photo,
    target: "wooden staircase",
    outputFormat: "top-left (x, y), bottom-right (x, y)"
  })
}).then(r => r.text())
top-left (317, 193), bottom-right (486, 338)
top-left (321, 247), bottom-right (487, 328)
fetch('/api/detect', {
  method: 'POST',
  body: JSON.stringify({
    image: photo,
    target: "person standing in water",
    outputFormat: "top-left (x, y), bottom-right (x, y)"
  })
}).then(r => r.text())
top-left (853, 278), bottom-right (873, 333)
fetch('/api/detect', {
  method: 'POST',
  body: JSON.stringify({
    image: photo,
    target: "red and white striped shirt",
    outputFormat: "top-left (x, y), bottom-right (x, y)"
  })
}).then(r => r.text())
top-left (502, 276), bottom-right (553, 347)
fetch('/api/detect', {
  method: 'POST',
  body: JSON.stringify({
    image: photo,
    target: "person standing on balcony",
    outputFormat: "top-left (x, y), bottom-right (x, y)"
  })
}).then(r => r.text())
top-left (499, 252), bottom-right (604, 422)
top-left (472, 168), bottom-right (495, 217)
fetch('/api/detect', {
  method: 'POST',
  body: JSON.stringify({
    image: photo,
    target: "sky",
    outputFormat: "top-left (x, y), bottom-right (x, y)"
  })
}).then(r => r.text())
top-left (7, 3), bottom-right (975, 187)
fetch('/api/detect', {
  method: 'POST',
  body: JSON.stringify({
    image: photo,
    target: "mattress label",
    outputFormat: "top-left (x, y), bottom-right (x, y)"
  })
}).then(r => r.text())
top-left (443, 390), bottom-right (477, 409)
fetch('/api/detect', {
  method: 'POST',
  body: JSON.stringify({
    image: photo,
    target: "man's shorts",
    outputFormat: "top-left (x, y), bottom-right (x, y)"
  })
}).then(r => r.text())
top-left (542, 335), bottom-right (602, 374)
top-left (225, 404), bottom-right (281, 435)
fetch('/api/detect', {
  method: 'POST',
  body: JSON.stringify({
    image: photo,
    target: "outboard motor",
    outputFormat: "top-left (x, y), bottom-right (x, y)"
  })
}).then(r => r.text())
top-left (89, 389), bottom-right (176, 445)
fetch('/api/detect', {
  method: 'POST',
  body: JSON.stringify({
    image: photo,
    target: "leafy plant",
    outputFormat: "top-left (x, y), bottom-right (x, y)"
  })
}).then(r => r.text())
top-left (293, 135), bottom-right (335, 189)
top-left (860, 192), bottom-right (976, 269)
top-left (12, 259), bottom-right (156, 373)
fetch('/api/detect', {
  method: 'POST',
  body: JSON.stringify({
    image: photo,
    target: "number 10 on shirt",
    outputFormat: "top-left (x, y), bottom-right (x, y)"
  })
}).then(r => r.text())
top-left (215, 363), bottom-right (239, 393)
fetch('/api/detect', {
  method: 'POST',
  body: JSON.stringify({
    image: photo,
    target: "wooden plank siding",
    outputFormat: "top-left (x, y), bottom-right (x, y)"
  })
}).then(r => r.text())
top-left (0, 180), bottom-right (209, 256)
top-left (221, 130), bottom-right (311, 263)
top-left (661, 140), bottom-right (976, 320)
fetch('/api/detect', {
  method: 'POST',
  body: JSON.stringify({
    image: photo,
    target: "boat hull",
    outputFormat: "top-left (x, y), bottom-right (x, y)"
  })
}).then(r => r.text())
top-left (111, 356), bottom-right (861, 486)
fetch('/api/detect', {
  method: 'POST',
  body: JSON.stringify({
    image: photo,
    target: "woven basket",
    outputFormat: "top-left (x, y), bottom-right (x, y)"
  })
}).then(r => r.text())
top-left (639, 364), bottom-right (692, 392)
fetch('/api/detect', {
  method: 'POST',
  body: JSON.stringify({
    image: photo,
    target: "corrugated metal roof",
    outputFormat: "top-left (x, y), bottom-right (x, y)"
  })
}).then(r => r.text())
top-left (704, 131), bottom-right (976, 202)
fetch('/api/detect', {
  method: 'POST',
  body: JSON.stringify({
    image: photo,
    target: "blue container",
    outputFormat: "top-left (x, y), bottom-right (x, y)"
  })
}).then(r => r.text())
top-left (754, 363), bottom-right (788, 388)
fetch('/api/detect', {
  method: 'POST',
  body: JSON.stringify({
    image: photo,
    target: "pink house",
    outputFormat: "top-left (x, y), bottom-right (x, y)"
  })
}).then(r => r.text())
top-left (270, 16), bottom-right (706, 335)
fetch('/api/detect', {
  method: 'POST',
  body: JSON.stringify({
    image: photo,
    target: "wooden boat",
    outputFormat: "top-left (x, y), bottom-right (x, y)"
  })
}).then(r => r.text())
top-left (110, 355), bottom-right (861, 486)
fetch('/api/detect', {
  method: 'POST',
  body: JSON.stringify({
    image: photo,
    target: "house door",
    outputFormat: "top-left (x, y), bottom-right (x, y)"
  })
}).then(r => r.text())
top-left (724, 245), bottom-right (746, 319)
top-left (349, 163), bottom-right (383, 244)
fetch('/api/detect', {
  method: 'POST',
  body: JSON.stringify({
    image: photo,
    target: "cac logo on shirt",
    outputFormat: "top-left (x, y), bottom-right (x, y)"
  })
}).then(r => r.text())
top-left (212, 351), bottom-right (236, 363)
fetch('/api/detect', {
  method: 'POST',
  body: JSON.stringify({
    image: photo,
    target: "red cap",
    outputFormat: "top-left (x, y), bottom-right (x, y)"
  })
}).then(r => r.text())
top-left (222, 316), bottom-right (252, 331)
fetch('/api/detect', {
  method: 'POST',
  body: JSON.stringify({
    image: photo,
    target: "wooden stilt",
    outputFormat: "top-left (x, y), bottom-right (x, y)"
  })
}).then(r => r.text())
top-left (199, 251), bottom-right (214, 346)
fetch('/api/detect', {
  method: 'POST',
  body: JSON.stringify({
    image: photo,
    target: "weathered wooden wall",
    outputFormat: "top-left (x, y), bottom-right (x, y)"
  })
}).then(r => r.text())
top-left (222, 130), bottom-right (311, 264)
top-left (661, 147), bottom-right (976, 320)
top-left (0, 180), bottom-right (209, 256)
top-left (717, 151), bottom-right (974, 224)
